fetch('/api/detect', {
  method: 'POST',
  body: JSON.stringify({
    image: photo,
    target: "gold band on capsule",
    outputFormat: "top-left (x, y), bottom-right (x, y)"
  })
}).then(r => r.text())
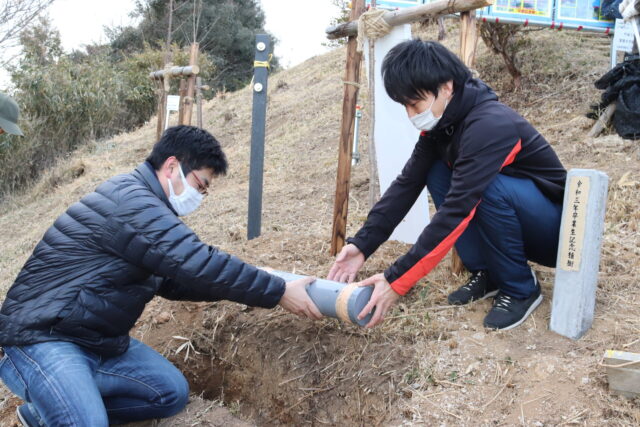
top-left (335, 283), bottom-right (358, 324)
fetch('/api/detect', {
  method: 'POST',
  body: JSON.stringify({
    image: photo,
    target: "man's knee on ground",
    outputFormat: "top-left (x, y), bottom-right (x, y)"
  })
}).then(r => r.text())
top-left (157, 371), bottom-right (189, 416)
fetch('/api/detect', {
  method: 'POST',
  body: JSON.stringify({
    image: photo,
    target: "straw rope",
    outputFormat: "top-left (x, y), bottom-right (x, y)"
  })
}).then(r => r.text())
top-left (356, 8), bottom-right (393, 52)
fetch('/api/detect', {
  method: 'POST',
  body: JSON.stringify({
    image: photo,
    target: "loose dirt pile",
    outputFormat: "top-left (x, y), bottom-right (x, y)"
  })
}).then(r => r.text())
top-left (1, 24), bottom-right (639, 426)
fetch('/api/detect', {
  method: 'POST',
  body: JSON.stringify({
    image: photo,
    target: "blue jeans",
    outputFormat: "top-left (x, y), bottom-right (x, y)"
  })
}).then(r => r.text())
top-left (427, 161), bottom-right (562, 298)
top-left (0, 338), bottom-right (189, 426)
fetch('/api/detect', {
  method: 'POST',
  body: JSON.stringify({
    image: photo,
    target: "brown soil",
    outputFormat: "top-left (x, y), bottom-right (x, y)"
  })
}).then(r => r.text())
top-left (1, 24), bottom-right (639, 427)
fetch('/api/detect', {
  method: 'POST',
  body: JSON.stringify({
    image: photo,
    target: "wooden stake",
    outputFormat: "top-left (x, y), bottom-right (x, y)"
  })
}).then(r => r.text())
top-left (459, 11), bottom-right (479, 68)
top-left (196, 76), bottom-right (204, 128)
top-left (183, 43), bottom-right (199, 125)
top-left (588, 103), bottom-right (616, 138)
top-left (330, 0), bottom-right (366, 256)
top-left (450, 248), bottom-right (465, 275)
top-left (154, 63), bottom-right (172, 141)
top-left (156, 89), bottom-right (167, 141)
top-left (178, 79), bottom-right (187, 125)
top-left (368, 0), bottom-right (380, 209)
top-left (449, 11), bottom-right (480, 274)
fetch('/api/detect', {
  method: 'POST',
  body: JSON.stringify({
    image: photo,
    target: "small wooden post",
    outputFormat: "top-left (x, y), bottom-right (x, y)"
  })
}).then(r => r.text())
top-left (156, 90), bottom-right (167, 141)
top-left (182, 43), bottom-right (200, 125)
top-left (588, 104), bottom-right (616, 138)
top-left (247, 35), bottom-right (271, 240)
top-left (196, 77), bottom-right (205, 128)
top-left (155, 64), bottom-right (172, 141)
top-left (178, 79), bottom-right (187, 124)
top-left (459, 11), bottom-right (479, 68)
top-left (330, 0), bottom-right (367, 256)
top-left (368, 0), bottom-right (380, 209)
top-left (450, 11), bottom-right (479, 274)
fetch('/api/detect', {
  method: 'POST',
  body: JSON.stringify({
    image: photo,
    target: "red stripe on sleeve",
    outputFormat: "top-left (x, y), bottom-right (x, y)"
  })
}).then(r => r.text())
top-left (501, 139), bottom-right (521, 168)
top-left (388, 139), bottom-right (523, 295)
top-left (390, 204), bottom-right (478, 295)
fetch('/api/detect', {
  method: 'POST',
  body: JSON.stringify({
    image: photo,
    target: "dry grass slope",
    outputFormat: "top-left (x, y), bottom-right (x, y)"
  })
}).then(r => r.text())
top-left (0, 24), bottom-right (639, 426)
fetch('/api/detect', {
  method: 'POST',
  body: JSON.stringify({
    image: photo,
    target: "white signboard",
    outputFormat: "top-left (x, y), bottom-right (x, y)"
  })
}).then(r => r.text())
top-left (165, 95), bottom-right (181, 130)
top-left (166, 95), bottom-right (181, 112)
top-left (364, 25), bottom-right (430, 244)
top-left (613, 19), bottom-right (635, 54)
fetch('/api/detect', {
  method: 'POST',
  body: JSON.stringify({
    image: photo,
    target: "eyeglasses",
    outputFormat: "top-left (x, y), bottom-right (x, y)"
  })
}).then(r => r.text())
top-left (190, 172), bottom-right (209, 196)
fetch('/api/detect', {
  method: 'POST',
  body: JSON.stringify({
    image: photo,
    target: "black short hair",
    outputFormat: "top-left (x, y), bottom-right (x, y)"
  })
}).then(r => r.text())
top-left (382, 39), bottom-right (471, 105)
top-left (146, 125), bottom-right (228, 176)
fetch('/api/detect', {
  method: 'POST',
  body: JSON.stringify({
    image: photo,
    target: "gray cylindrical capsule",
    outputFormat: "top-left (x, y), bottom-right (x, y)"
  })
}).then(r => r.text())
top-left (270, 270), bottom-right (374, 326)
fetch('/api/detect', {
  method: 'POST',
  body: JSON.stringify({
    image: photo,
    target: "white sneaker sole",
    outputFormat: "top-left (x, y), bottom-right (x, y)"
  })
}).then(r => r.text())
top-left (492, 294), bottom-right (543, 331)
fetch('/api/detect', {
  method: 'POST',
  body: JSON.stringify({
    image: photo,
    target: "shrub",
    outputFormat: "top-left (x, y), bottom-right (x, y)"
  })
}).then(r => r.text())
top-left (479, 22), bottom-right (532, 89)
top-left (0, 26), bottom-right (214, 196)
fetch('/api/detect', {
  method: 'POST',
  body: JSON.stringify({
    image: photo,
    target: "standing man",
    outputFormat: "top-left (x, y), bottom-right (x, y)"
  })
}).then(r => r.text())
top-left (329, 40), bottom-right (566, 331)
top-left (0, 93), bottom-right (24, 136)
top-left (0, 125), bottom-right (321, 426)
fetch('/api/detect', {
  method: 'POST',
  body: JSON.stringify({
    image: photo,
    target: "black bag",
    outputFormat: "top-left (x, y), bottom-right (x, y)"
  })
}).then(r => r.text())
top-left (614, 81), bottom-right (640, 139)
top-left (593, 56), bottom-right (640, 140)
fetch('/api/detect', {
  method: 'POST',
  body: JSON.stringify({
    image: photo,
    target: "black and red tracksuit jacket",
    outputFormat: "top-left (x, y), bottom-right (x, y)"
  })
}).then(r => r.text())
top-left (347, 78), bottom-right (567, 296)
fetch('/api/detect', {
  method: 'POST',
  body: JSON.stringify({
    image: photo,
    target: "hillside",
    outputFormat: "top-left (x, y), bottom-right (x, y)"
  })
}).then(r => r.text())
top-left (1, 25), bottom-right (639, 426)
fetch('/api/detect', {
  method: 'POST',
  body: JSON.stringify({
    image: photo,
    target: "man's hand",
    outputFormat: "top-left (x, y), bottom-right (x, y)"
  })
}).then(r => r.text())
top-left (278, 277), bottom-right (323, 320)
top-left (328, 243), bottom-right (365, 283)
top-left (357, 273), bottom-right (400, 328)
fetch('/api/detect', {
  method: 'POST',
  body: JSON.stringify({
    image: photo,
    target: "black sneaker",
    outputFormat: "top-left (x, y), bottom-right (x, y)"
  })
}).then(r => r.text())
top-left (483, 287), bottom-right (543, 330)
top-left (447, 270), bottom-right (498, 305)
top-left (16, 404), bottom-right (40, 427)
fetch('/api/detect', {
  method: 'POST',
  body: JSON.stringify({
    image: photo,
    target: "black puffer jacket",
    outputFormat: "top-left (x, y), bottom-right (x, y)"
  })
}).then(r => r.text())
top-left (0, 162), bottom-right (285, 356)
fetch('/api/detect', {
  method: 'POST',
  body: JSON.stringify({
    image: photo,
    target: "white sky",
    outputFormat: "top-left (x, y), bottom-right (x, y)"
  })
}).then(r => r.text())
top-left (260, 0), bottom-right (340, 67)
top-left (47, 0), bottom-right (340, 66)
top-left (1, 0), bottom-right (339, 88)
top-left (3, 0), bottom-right (338, 67)
top-left (48, 0), bottom-right (139, 50)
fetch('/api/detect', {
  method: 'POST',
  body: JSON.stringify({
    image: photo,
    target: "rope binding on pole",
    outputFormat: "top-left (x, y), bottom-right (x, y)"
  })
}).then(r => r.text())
top-left (356, 8), bottom-right (393, 52)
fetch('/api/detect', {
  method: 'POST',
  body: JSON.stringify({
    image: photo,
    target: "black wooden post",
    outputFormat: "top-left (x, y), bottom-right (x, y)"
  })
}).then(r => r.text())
top-left (247, 34), bottom-right (270, 240)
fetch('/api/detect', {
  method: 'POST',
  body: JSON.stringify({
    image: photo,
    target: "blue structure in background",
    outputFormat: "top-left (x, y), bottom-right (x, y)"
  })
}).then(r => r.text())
top-left (367, 0), bottom-right (614, 31)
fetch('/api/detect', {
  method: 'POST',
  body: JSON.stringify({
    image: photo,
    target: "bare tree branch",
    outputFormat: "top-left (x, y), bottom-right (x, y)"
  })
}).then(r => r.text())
top-left (164, 0), bottom-right (174, 63)
top-left (196, 17), bottom-right (221, 51)
top-left (0, 0), bottom-right (56, 51)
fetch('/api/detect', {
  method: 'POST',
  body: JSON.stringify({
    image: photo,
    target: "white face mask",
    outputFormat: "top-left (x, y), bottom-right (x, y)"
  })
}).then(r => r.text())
top-left (409, 96), bottom-right (448, 132)
top-left (167, 163), bottom-right (204, 216)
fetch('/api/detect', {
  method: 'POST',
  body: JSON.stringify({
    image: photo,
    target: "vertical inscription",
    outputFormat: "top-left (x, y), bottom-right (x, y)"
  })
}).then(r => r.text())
top-left (560, 176), bottom-right (590, 271)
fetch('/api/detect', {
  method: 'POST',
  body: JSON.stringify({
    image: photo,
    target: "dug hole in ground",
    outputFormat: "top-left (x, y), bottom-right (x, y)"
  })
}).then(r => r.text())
top-left (1, 24), bottom-right (639, 426)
